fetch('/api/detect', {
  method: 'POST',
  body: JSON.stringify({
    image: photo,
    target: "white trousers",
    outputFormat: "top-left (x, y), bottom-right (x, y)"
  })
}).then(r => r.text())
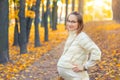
top-left (57, 67), bottom-right (89, 80)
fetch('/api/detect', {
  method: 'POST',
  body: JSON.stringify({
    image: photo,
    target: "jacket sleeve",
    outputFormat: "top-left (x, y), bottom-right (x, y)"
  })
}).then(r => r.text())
top-left (78, 33), bottom-right (101, 69)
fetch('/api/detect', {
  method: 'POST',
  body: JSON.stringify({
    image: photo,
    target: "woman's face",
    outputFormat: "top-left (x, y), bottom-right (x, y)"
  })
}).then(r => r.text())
top-left (66, 14), bottom-right (78, 31)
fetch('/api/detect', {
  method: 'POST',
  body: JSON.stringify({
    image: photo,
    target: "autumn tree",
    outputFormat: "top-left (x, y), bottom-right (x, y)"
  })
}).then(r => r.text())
top-left (112, 0), bottom-right (120, 23)
top-left (65, 0), bottom-right (68, 25)
top-left (34, 0), bottom-right (41, 47)
top-left (44, 0), bottom-right (50, 41)
top-left (41, 1), bottom-right (45, 27)
top-left (0, 0), bottom-right (9, 64)
top-left (13, 0), bottom-right (19, 46)
top-left (26, 2), bottom-right (36, 43)
top-left (51, 0), bottom-right (58, 30)
top-left (18, 0), bottom-right (27, 54)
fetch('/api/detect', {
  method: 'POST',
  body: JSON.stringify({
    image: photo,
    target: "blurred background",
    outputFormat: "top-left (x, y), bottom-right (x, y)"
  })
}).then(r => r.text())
top-left (0, 0), bottom-right (120, 79)
top-left (9, 0), bottom-right (113, 24)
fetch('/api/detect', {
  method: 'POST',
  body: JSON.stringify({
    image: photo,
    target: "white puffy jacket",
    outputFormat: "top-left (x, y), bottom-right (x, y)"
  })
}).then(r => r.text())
top-left (57, 31), bottom-right (101, 69)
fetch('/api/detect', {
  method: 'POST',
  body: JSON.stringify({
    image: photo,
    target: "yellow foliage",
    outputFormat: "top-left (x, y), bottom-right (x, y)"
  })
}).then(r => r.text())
top-left (84, 21), bottom-right (120, 80)
top-left (84, 0), bottom-right (112, 22)
top-left (61, 0), bottom-right (70, 4)
top-left (9, 6), bottom-right (15, 20)
top-left (25, 10), bottom-right (35, 18)
top-left (41, 0), bottom-right (44, 4)
top-left (26, 0), bottom-right (36, 5)
top-left (14, 10), bottom-right (19, 19)
top-left (83, 14), bottom-right (93, 22)
top-left (0, 24), bottom-right (67, 79)
top-left (116, 64), bottom-right (120, 67)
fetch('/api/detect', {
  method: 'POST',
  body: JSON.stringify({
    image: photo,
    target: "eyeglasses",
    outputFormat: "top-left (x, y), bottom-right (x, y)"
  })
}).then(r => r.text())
top-left (67, 20), bottom-right (77, 23)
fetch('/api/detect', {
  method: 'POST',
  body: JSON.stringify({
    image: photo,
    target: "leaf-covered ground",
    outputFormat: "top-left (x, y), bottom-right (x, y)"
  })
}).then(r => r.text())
top-left (84, 21), bottom-right (120, 80)
top-left (0, 21), bottom-right (120, 80)
top-left (11, 41), bottom-right (65, 80)
top-left (0, 24), bottom-right (67, 80)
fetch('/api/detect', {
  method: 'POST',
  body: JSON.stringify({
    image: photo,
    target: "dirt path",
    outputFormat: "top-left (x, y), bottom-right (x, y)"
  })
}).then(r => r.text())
top-left (12, 41), bottom-right (65, 80)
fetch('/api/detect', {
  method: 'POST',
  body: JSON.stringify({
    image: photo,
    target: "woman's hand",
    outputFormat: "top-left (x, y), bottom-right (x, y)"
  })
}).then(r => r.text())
top-left (72, 64), bottom-right (84, 72)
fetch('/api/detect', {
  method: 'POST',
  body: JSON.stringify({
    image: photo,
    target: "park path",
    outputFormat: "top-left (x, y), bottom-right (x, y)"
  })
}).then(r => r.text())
top-left (12, 41), bottom-right (65, 80)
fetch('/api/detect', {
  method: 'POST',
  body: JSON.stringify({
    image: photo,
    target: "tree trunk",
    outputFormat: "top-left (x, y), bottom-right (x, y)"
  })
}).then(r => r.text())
top-left (52, 0), bottom-right (58, 30)
top-left (72, 0), bottom-right (75, 11)
top-left (44, 12), bottom-right (49, 41)
top-left (41, 4), bottom-right (44, 27)
top-left (18, 0), bottom-right (27, 54)
top-left (26, 6), bottom-right (35, 43)
top-left (48, 6), bottom-right (52, 28)
top-left (78, 0), bottom-right (84, 14)
top-left (112, 0), bottom-right (120, 23)
top-left (13, 19), bottom-right (19, 46)
top-left (44, 0), bottom-right (50, 41)
top-left (26, 17), bottom-right (33, 43)
top-left (65, 0), bottom-right (68, 25)
top-left (34, 0), bottom-right (41, 47)
top-left (0, 0), bottom-right (9, 64)
top-left (13, 1), bottom-right (19, 46)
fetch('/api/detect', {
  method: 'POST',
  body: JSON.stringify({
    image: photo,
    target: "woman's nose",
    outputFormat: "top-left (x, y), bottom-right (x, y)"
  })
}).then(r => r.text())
top-left (67, 22), bottom-right (72, 25)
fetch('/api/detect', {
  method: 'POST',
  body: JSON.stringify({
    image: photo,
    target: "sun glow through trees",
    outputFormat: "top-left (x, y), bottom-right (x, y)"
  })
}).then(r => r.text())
top-left (84, 0), bottom-right (112, 22)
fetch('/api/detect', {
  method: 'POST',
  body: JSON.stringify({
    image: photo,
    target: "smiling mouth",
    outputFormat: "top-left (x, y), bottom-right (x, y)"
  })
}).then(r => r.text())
top-left (68, 26), bottom-right (73, 28)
